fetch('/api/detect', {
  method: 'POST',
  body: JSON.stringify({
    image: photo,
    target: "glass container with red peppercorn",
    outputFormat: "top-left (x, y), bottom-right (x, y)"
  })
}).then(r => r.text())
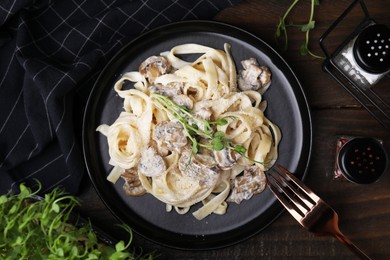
top-left (334, 137), bottom-right (388, 184)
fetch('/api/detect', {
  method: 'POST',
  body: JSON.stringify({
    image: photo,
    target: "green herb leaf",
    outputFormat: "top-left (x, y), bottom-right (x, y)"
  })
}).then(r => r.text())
top-left (51, 203), bottom-right (60, 213)
top-left (213, 131), bottom-right (225, 138)
top-left (57, 248), bottom-right (64, 257)
top-left (19, 183), bottom-right (30, 199)
top-left (87, 253), bottom-right (99, 259)
top-left (300, 21), bottom-right (315, 32)
top-left (215, 118), bottom-right (227, 126)
top-left (234, 145), bottom-right (247, 155)
top-left (211, 131), bottom-right (228, 151)
top-left (9, 204), bottom-right (18, 214)
top-left (211, 139), bottom-right (224, 151)
top-left (0, 182), bottom-right (152, 259)
top-left (275, 0), bottom-right (324, 59)
top-left (13, 236), bottom-right (23, 246)
top-left (191, 140), bottom-right (199, 154)
top-left (115, 241), bottom-right (125, 252)
top-left (0, 195), bottom-right (8, 204)
top-left (213, 116), bottom-right (236, 126)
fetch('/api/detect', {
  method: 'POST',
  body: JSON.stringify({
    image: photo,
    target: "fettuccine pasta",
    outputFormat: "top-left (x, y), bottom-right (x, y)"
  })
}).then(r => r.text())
top-left (97, 43), bottom-right (281, 220)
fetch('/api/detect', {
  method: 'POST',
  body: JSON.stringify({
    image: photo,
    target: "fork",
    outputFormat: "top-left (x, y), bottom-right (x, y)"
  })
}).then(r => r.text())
top-left (266, 165), bottom-right (372, 260)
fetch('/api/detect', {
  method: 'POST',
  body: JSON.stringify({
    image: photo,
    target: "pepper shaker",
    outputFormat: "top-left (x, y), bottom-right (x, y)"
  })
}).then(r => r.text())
top-left (320, 0), bottom-right (390, 129)
top-left (333, 23), bottom-right (390, 90)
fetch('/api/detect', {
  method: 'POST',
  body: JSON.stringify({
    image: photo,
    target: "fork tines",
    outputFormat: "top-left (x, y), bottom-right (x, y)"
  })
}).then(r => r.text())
top-left (266, 165), bottom-right (320, 223)
top-left (267, 165), bottom-right (372, 259)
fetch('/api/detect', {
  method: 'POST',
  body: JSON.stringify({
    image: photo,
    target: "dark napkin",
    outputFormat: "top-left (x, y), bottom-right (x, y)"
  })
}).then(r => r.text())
top-left (0, 0), bottom-right (239, 195)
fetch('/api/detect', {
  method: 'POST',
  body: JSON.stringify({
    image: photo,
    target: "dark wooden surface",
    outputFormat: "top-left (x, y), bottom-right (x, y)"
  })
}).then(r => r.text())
top-left (78, 0), bottom-right (390, 259)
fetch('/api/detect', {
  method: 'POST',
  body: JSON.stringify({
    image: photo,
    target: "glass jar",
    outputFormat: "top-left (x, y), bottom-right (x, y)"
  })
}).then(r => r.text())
top-left (334, 136), bottom-right (388, 184)
top-left (333, 23), bottom-right (390, 90)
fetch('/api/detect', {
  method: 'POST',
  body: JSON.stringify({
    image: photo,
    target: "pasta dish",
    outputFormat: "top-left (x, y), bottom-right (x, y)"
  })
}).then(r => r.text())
top-left (97, 43), bottom-right (281, 220)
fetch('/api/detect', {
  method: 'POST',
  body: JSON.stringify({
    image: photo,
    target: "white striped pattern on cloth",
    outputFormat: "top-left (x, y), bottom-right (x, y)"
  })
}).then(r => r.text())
top-left (0, 0), bottom-right (239, 195)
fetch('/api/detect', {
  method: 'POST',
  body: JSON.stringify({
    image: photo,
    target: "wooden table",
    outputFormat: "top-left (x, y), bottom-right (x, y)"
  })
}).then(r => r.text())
top-left (78, 0), bottom-right (390, 259)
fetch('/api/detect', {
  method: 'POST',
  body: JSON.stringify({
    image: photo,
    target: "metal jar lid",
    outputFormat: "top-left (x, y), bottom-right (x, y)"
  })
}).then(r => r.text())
top-left (353, 24), bottom-right (390, 74)
top-left (337, 137), bottom-right (388, 184)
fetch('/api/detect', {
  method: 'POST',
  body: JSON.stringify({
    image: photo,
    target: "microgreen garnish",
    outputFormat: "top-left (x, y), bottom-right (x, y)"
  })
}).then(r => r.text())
top-left (151, 93), bottom-right (243, 154)
top-left (210, 131), bottom-right (226, 151)
top-left (275, 0), bottom-right (299, 51)
top-left (151, 93), bottom-right (268, 166)
top-left (276, 0), bottom-right (325, 59)
top-left (0, 182), bottom-right (154, 259)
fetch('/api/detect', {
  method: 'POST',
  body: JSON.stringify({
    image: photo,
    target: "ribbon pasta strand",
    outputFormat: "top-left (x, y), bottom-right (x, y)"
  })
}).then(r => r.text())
top-left (97, 43), bottom-right (281, 220)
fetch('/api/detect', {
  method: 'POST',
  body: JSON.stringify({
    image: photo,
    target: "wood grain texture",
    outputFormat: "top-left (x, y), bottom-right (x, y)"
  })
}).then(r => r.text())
top-left (78, 1), bottom-right (390, 259)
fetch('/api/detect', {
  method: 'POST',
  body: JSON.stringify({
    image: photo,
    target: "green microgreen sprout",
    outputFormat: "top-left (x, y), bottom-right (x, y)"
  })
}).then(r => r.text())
top-left (151, 93), bottom-right (242, 153)
top-left (0, 182), bottom-right (154, 259)
top-left (151, 93), bottom-right (266, 166)
top-left (208, 131), bottom-right (265, 165)
top-left (276, 0), bottom-right (325, 59)
top-left (275, 0), bottom-right (299, 51)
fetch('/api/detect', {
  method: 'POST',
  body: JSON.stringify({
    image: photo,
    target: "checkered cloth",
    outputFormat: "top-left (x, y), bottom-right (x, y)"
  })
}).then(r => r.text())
top-left (0, 0), bottom-right (239, 195)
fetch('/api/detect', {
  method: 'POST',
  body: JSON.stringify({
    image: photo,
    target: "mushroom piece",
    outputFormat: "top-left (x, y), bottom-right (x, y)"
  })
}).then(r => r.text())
top-left (227, 165), bottom-right (266, 204)
top-left (139, 56), bottom-right (171, 83)
top-left (149, 83), bottom-right (182, 97)
top-left (138, 147), bottom-right (166, 177)
top-left (213, 147), bottom-right (239, 170)
top-left (150, 83), bottom-right (193, 109)
top-left (178, 149), bottom-right (221, 188)
top-left (171, 94), bottom-right (194, 109)
top-left (121, 168), bottom-right (146, 196)
top-left (153, 121), bottom-right (188, 151)
top-left (238, 58), bottom-right (271, 93)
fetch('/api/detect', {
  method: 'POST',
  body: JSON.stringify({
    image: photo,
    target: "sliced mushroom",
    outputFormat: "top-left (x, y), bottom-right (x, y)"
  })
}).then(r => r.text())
top-left (238, 58), bottom-right (271, 93)
top-left (153, 121), bottom-right (188, 151)
top-left (178, 149), bottom-right (221, 188)
top-left (121, 168), bottom-right (146, 196)
top-left (227, 165), bottom-right (266, 204)
top-left (139, 56), bottom-right (171, 83)
top-left (138, 146), bottom-right (166, 177)
top-left (149, 83), bottom-right (182, 97)
top-left (171, 94), bottom-right (194, 109)
top-left (150, 82), bottom-right (193, 109)
top-left (213, 147), bottom-right (239, 170)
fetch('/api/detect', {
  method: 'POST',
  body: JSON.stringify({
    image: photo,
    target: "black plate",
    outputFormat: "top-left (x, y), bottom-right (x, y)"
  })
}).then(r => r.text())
top-left (82, 20), bottom-right (312, 250)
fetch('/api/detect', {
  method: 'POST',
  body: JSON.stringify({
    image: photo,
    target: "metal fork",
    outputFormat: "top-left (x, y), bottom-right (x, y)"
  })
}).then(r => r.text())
top-left (266, 165), bottom-right (371, 260)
